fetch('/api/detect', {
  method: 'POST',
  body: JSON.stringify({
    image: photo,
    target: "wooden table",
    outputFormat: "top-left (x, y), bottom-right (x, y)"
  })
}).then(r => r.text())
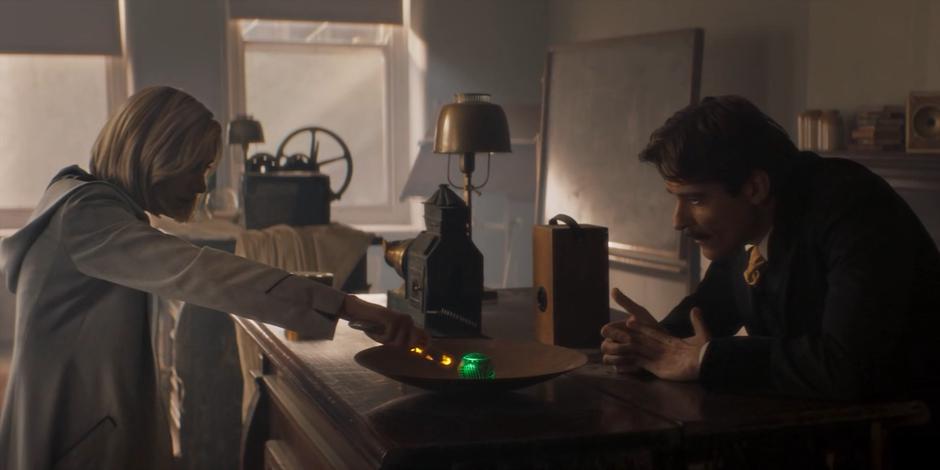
top-left (232, 289), bottom-right (929, 469)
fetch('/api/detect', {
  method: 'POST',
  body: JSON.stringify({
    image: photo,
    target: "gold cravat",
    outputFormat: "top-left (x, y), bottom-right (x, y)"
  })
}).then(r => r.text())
top-left (743, 245), bottom-right (767, 286)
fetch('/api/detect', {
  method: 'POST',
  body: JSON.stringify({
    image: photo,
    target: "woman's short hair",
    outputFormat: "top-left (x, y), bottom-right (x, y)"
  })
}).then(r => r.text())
top-left (89, 86), bottom-right (221, 215)
top-left (639, 95), bottom-right (799, 196)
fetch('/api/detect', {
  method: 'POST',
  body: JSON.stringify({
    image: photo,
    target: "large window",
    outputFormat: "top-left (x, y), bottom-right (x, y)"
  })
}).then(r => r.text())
top-left (238, 20), bottom-right (410, 224)
top-left (0, 55), bottom-right (117, 215)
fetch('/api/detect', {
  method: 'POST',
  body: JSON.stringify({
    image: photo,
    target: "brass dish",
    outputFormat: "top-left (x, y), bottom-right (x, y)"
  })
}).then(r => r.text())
top-left (355, 338), bottom-right (587, 393)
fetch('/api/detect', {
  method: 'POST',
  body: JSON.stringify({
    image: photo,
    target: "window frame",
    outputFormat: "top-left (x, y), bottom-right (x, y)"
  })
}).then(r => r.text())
top-left (230, 21), bottom-right (412, 226)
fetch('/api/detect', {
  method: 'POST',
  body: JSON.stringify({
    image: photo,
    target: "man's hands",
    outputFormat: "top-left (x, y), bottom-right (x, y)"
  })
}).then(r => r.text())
top-left (341, 295), bottom-right (429, 350)
top-left (600, 288), bottom-right (664, 374)
top-left (600, 288), bottom-right (711, 382)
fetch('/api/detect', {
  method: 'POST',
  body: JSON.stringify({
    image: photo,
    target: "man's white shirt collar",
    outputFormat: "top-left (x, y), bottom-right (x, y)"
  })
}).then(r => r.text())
top-left (744, 229), bottom-right (772, 261)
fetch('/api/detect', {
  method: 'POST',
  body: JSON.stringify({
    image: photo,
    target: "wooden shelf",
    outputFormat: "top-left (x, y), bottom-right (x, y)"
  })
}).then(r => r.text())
top-left (820, 150), bottom-right (940, 163)
top-left (819, 151), bottom-right (940, 190)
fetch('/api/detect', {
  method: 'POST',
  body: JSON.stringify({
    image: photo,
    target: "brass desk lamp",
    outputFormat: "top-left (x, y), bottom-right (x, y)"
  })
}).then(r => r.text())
top-left (380, 93), bottom-right (511, 336)
top-left (433, 93), bottom-right (512, 238)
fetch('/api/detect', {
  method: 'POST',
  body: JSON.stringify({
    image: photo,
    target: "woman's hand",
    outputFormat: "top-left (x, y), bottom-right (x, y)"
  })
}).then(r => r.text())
top-left (341, 295), bottom-right (428, 350)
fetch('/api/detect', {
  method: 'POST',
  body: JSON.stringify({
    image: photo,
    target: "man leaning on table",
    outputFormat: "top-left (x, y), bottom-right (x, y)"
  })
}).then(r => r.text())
top-left (601, 96), bottom-right (940, 461)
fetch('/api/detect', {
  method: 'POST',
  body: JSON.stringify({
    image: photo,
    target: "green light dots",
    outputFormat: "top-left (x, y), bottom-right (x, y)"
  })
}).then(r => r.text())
top-left (457, 352), bottom-right (495, 380)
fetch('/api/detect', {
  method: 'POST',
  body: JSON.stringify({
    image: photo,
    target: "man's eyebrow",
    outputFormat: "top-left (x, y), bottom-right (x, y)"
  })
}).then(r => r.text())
top-left (666, 186), bottom-right (705, 196)
top-left (667, 188), bottom-right (706, 199)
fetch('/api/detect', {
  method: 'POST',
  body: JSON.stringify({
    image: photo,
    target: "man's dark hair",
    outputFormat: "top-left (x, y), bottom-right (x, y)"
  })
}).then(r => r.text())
top-left (639, 95), bottom-right (799, 195)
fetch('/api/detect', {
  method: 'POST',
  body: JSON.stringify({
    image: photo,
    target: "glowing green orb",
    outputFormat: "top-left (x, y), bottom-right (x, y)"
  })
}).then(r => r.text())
top-left (458, 352), bottom-right (495, 380)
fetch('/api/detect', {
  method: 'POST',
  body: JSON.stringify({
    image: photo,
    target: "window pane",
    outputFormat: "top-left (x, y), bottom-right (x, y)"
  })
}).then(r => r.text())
top-left (239, 20), bottom-right (393, 46)
top-left (0, 55), bottom-right (109, 208)
top-left (245, 45), bottom-right (389, 207)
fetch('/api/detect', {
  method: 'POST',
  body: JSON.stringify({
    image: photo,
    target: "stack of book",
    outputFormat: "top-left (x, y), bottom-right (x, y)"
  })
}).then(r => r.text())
top-left (850, 106), bottom-right (905, 151)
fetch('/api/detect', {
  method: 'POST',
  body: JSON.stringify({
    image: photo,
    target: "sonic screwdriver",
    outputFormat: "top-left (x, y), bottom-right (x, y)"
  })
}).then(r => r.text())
top-left (348, 320), bottom-right (455, 367)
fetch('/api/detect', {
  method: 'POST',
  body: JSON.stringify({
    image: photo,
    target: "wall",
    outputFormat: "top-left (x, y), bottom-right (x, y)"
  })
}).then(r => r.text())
top-left (806, 0), bottom-right (940, 113)
top-left (123, 0), bottom-right (232, 186)
top-left (410, 0), bottom-right (547, 123)
top-left (547, 0), bottom-right (940, 170)
top-left (548, 0), bottom-right (810, 138)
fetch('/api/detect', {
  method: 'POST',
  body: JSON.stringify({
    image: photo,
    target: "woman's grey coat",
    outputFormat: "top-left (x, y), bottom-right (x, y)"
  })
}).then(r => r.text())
top-left (0, 167), bottom-right (345, 470)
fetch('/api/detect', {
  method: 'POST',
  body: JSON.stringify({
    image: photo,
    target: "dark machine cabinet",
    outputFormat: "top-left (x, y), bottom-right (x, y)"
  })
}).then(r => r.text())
top-left (242, 172), bottom-right (331, 230)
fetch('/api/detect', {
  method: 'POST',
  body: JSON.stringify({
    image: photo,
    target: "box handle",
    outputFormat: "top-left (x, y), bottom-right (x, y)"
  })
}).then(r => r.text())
top-left (548, 213), bottom-right (581, 230)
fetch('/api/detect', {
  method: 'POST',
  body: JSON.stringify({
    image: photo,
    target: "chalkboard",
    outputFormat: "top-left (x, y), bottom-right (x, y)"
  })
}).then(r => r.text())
top-left (536, 29), bottom-right (703, 273)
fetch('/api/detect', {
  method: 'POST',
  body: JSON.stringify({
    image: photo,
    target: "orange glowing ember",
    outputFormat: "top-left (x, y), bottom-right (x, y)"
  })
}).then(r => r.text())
top-left (407, 345), bottom-right (455, 368)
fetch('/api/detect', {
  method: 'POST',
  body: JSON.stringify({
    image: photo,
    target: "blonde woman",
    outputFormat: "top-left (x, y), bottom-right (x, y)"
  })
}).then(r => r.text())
top-left (0, 86), bottom-right (426, 470)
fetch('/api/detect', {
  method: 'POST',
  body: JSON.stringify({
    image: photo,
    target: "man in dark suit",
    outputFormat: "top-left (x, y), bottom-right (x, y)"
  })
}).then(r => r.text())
top-left (601, 95), bottom-right (940, 458)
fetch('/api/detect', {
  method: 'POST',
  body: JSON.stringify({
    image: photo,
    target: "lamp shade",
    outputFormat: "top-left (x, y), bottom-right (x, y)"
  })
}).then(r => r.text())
top-left (433, 93), bottom-right (511, 154)
top-left (228, 115), bottom-right (265, 145)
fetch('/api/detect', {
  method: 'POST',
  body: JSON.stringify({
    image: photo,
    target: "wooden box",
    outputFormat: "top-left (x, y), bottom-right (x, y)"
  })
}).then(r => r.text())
top-left (533, 215), bottom-right (609, 348)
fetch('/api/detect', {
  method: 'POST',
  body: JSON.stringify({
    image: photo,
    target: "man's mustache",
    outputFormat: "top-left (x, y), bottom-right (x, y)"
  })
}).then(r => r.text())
top-left (683, 229), bottom-right (709, 240)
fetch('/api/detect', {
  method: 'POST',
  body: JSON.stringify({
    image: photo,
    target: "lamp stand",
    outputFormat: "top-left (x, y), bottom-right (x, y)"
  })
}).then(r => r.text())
top-left (448, 152), bottom-right (492, 240)
top-left (459, 152), bottom-right (476, 238)
top-left (447, 151), bottom-right (498, 301)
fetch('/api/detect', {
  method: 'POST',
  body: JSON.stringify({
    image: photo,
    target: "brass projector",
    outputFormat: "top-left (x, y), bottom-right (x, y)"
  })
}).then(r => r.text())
top-left (383, 185), bottom-right (483, 337)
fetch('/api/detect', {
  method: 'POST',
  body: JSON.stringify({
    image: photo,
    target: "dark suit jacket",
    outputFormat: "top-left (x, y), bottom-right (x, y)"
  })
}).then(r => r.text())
top-left (661, 152), bottom-right (940, 402)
